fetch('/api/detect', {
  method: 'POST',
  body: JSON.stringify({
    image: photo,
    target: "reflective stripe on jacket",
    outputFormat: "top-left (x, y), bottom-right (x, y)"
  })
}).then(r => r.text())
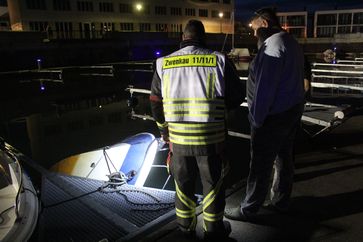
top-left (155, 46), bottom-right (226, 145)
top-left (168, 122), bottom-right (225, 145)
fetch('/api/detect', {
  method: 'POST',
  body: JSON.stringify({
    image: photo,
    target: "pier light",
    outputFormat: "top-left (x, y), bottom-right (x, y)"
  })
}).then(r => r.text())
top-left (40, 81), bottom-right (45, 91)
top-left (37, 58), bottom-right (42, 70)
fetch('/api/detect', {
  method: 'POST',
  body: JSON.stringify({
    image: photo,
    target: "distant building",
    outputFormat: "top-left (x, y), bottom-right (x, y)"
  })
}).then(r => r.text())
top-left (6, 0), bottom-right (235, 39)
top-left (277, 11), bottom-right (308, 38)
top-left (258, 8), bottom-right (363, 39)
top-left (314, 9), bottom-right (363, 37)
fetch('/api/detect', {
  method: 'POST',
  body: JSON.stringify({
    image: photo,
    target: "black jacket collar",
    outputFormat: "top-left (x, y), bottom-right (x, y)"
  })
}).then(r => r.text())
top-left (180, 39), bottom-right (206, 49)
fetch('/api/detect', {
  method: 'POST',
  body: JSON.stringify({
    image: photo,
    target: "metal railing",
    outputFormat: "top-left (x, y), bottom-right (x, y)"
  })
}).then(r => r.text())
top-left (311, 61), bottom-right (363, 97)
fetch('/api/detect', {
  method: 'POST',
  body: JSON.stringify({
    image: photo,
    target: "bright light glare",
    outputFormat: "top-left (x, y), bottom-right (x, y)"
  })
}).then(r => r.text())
top-left (134, 140), bottom-right (158, 187)
top-left (52, 144), bottom-right (131, 181)
top-left (136, 4), bottom-right (142, 11)
top-left (219, 12), bottom-right (224, 18)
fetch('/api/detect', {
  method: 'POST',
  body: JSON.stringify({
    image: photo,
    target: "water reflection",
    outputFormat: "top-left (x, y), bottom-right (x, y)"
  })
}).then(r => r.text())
top-left (26, 95), bottom-right (158, 168)
top-left (0, 62), bottom-right (251, 185)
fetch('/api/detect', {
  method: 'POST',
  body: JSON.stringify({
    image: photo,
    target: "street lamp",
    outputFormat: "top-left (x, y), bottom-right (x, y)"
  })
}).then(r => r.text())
top-left (219, 12), bottom-right (224, 33)
top-left (135, 3), bottom-right (143, 32)
top-left (135, 3), bottom-right (143, 11)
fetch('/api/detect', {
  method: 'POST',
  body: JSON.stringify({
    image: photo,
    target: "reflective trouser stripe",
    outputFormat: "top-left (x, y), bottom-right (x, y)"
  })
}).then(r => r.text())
top-left (176, 208), bottom-right (195, 219)
top-left (203, 211), bottom-right (224, 222)
top-left (172, 155), bottom-right (228, 233)
top-left (202, 163), bottom-right (228, 232)
top-left (203, 176), bottom-right (223, 211)
top-left (175, 181), bottom-right (197, 231)
top-left (175, 182), bottom-right (196, 210)
top-left (203, 175), bottom-right (223, 229)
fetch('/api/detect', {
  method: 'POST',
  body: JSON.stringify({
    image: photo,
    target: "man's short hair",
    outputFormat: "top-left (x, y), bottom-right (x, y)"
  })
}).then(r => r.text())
top-left (183, 19), bottom-right (206, 41)
top-left (254, 7), bottom-right (281, 28)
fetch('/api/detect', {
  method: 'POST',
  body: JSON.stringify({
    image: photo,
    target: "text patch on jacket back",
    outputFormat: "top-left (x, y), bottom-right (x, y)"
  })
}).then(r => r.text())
top-left (163, 54), bottom-right (217, 69)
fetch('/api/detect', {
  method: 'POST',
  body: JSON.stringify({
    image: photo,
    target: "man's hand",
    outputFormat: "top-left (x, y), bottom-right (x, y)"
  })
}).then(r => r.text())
top-left (161, 133), bottom-right (170, 143)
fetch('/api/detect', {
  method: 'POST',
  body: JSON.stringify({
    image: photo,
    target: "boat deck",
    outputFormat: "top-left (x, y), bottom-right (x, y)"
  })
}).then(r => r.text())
top-left (36, 174), bottom-right (175, 241)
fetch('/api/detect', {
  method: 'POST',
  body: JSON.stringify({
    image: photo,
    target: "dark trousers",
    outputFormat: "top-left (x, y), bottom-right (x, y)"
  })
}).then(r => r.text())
top-left (171, 153), bottom-right (226, 232)
top-left (241, 103), bottom-right (304, 214)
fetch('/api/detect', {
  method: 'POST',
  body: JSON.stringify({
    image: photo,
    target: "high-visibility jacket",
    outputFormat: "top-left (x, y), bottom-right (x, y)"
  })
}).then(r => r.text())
top-left (155, 46), bottom-right (226, 146)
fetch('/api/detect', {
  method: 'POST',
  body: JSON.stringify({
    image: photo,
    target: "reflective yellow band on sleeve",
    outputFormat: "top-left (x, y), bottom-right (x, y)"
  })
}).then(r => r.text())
top-left (156, 121), bottom-right (168, 128)
top-left (163, 54), bottom-right (217, 69)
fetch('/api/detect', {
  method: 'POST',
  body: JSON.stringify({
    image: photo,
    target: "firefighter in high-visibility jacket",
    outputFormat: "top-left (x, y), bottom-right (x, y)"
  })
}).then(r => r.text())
top-left (150, 20), bottom-right (245, 240)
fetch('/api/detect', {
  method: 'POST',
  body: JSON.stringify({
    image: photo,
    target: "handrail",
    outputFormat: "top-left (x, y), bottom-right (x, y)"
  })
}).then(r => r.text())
top-left (312, 74), bottom-right (363, 79)
top-left (337, 60), bottom-right (363, 64)
top-left (311, 82), bottom-right (363, 91)
top-left (311, 68), bottom-right (363, 75)
top-left (313, 63), bottom-right (363, 68)
top-left (126, 87), bottom-right (151, 95)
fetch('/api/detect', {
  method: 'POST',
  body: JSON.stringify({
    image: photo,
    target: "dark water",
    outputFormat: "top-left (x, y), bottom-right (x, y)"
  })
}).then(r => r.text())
top-left (2, 58), bottom-right (361, 190)
top-left (1, 71), bottom-right (155, 163)
top-left (0, 65), bottom-right (254, 192)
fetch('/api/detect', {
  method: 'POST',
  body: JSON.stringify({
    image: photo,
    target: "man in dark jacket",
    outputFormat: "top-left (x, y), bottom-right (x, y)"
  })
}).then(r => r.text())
top-left (225, 7), bottom-right (305, 221)
top-left (150, 19), bottom-right (244, 240)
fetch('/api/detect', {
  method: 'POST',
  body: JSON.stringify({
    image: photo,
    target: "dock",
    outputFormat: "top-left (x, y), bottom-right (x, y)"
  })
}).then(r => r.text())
top-left (138, 114), bottom-right (363, 242)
